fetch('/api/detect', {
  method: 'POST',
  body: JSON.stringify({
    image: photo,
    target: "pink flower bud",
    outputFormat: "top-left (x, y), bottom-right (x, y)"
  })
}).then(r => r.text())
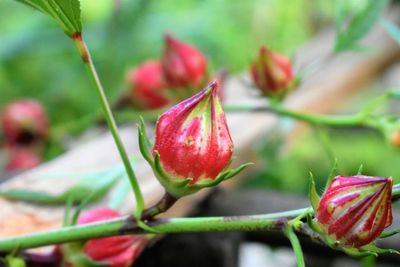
top-left (75, 208), bottom-right (147, 267)
top-left (5, 148), bottom-right (41, 172)
top-left (152, 81), bottom-right (233, 196)
top-left (162, 34), bottom-right (207, 88)
top-left (315, 175), bottom-right (393, 248)
top-left (250, 46), bottom-right (294, 98)
top-left (2, 100), bottom-right (49, 146)
top-left (127, 60), bottom-right (170, 110)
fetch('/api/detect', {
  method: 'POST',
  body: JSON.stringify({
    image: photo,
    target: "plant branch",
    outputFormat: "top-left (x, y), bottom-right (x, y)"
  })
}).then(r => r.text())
top-left (224, 104), bottom-right (366, 127)
top-left (1, 184), bottom-right (399, 252)
top-left (71, 33), bottom-right (145, 218)
top-left (0, 208), bottom-right (308, 252)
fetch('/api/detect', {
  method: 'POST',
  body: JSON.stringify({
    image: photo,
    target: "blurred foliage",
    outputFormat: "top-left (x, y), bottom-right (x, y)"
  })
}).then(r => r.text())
top-left (0, 0), bottom-right (335, 127)
top-left (382, 18), bottom-right (400, 44)
top-left (2, 0), bottom-right (396, 194)
top-left (246, 128), bottom-right (400, 195)
top-left (334, 0), bottom-right (388, 52)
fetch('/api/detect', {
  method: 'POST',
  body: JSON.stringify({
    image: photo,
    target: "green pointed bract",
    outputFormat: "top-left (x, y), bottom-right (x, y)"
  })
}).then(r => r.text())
top-left (357, 164), bottom-right (364, 175)
top-left (222, 163), bottom-right (254, 180)
top-left (148, 149), bottom-right (252, 198)
top-left (308, 172), bottom-right (320, 212)
top-left (324, 160), bottom-right (338, 189)
top-left (307, 213), bottom-right (324, 236)
top-left (138, 117), bottom-right (154, 166)
top-left (362, 244), bottom-right (400, 255)
top-left (380, 228), bottom-right (400, 238)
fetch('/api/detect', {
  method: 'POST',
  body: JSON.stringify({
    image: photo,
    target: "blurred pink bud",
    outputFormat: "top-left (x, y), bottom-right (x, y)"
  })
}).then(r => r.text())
top-left (152, 81), bottom-right (233, 197)
top-left (2, 100), bottom-right (49, 146)
top-left (316, 175), bottom-right (393, 248)
top-left (162, 34), bottom-right (207, 88)
top-left (77, 208), bottom-right (148, 267)
top-left (5, 148), bottom-right (40, 172)
top-left (127, 60), bottom-right (170, 110)
top-left (250, 46), bottom-right (294, 98)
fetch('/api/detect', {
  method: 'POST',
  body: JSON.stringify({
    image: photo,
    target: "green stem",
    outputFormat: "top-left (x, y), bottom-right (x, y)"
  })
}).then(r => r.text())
top-left (1, 184), bottom-right (399, 252)
top-left (71, 33), bottom-right (144, 218)
top-left (284, 226), bottom-right (306, 267)
top-left (225, 103), bottom-right (365, 127)
top-left (0, 208), bottom-right (308, 252)
top-left (361, 255), bottom-right (376, 267)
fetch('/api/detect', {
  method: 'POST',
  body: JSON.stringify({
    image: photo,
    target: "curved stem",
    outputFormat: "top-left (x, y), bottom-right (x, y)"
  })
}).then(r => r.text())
top-left (71, 33), bottom-right (145, 218)
top-left (284, 226), bottom-right (305, 267)
top-left (225, 103), bottom-right (365, 127)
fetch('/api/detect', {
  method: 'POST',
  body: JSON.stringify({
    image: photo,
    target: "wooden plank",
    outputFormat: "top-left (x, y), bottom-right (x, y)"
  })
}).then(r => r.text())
top-left (1, 15), bottom-right (399, 238)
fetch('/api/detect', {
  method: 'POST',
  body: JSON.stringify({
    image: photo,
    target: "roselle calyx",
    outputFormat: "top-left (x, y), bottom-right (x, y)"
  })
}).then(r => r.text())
top-left (162, 34), bottom-right (207, 89)
top-left (313, 175), bottom-right (393, 248)
top-left (250, 46), bottom-right (295, 99)
top-left (65, 208), bottom-right (148, 267)
top-left (138, 81), bottom-right (251, 198)
top-left (1, 100), bottom-right (49, 146)
top-left (125, 60), bottom-right (170, 110)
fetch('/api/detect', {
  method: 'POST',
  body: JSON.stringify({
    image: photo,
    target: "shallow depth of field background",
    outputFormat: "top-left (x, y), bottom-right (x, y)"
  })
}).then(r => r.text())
top-left (1, 0), bottom-right (399, 196)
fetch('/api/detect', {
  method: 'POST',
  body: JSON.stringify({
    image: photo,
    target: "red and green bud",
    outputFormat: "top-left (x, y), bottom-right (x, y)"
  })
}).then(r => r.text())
top-left (250, 46), bottom-right (295, 99)
top-left (5, 148), bottom-right (41, 172)
top-left (139, 82), bottom-right (250, 197)
top-left (126, 60), bottom-right (170, 110)
top-left (66, 208), bottom-right (148, 267)
top-left (161, 34), bottom-right (207, 89)
top-left (1, 100), bottom-right (49, 146)
top-left (315, 175), bottom-right (393, 248)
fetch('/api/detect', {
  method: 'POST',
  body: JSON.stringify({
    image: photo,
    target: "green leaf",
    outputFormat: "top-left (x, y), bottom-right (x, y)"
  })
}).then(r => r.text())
top-left (0, 167), bottom-right (123, 205)
top-left (15, 0), bottom-right (82, 37)
top-left (63, 195), bottom-right (74, 227)
top-left (0, 190), bottom-right (63, 204)
top-left (334, 0), bottom-right (388, 52)
top-left (382, 19), bottom-right (400, 44)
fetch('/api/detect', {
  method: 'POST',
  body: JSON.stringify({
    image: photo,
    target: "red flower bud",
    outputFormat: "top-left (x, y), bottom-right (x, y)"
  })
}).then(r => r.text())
top-left (250, 46), bottom-right (294, 98)
top-left (5, 148), bottom-right (41, 172)
top-left (151, 81), bottom-right (234, 197)
top-left (162, 34), bottom-right (207, 88)
top-left (2, 100), bottom-right (49, 146)
top-left (127, 60), bottom-right (170, 110)
top-left (315, 175), bottom-right (393, 248)
top-left (75, 208), bottom-right (147, 267)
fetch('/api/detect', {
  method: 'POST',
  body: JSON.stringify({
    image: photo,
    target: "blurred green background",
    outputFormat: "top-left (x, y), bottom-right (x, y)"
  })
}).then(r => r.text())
top-left (2, 0), bottom-right (399, 195)
top-left (0, 0), bottom-right (334, 125)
